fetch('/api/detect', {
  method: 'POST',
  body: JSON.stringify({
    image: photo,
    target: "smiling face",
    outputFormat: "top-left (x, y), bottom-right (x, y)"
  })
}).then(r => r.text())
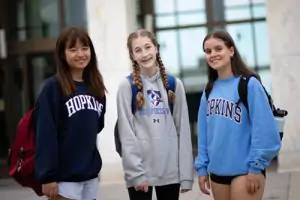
top-left (65, 39), bottom-right (91, 70)
top-left (130, 36), bottom-right (158, 70)
top-left (204, 37), bottom-right (234, 71)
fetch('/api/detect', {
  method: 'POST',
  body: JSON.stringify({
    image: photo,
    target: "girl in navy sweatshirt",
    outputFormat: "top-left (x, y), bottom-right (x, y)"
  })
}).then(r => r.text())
top-left (34, 27), bottom-right (106, 200)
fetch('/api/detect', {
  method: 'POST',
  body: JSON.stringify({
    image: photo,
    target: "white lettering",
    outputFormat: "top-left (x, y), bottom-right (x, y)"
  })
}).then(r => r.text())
top-left (66, 99), bottom-right (76, 117)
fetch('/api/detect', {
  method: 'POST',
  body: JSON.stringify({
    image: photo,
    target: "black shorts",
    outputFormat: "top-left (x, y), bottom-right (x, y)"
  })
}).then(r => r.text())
top-left (210, 170), bottom-right (266, 185)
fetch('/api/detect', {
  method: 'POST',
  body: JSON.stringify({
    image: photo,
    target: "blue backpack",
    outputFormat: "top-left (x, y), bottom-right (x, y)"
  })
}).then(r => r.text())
top-left (114, 74), bottom-right (176, 157)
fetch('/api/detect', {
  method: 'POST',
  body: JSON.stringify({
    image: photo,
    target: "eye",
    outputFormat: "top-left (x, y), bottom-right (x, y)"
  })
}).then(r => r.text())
top-left (135, 49), bottom-right (141, 53)
top-left (82, 46), bottom-right (89, 51)
top-left (69, 48), bottom-right (77, 52)
top-left (215, 47), bottom-right (222, 52)
top-left (204, 49), bottom-right (211, 54)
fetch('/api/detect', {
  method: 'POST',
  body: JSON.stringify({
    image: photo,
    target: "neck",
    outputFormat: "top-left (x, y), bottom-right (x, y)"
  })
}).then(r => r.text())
top-left (140, 66), bottom-right (158, 78)
top-left (70, 68), bottom-right (84, 82)
top-left (217, 65), bottom-right (233, 80)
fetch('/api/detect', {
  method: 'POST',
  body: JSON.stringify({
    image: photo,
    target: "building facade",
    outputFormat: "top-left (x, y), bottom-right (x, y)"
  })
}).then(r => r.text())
top-left (0, 0), bottom-right (299, 178)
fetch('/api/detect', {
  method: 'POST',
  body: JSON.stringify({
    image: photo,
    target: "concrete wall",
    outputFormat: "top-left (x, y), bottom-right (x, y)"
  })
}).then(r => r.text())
top-left (267, 0), bottom-right (300, 172)
top-left (86, 0), bottom-right (137, 182)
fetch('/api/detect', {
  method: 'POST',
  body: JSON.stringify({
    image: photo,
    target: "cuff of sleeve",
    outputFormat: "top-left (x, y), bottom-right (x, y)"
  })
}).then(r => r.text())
top-left (180, 180), bottom-right (193, 190)
top-left (132, 175), bottom-right (147, 188)
top-left (197, 168), bottom-right (208, 177)
top-left (249, 165), bottom-right (263, 174)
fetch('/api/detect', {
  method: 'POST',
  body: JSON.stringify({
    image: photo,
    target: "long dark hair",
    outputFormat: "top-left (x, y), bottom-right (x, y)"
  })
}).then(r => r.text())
top-left (203, 30), bottom-right (260, 91)
top-left (55, 27), bottom-right (106, 98)
top-left (127, 29), bottom-right (175, 110)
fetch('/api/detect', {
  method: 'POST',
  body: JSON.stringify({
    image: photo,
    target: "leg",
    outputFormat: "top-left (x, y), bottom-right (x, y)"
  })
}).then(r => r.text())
top-left (127, 186), bottom-right (153, 200)
top-left (209, 174), bottom-right (231, 200)
top-left (230, 175), bottom-right (265, 200)
top-left (155, 183), bottom-right (180, 200)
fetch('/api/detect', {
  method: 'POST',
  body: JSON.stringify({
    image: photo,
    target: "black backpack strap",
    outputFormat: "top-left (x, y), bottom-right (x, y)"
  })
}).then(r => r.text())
top-left (204, 84), bottom-right (212, 100)
top-left (237, 75), bottom-right (252, 111)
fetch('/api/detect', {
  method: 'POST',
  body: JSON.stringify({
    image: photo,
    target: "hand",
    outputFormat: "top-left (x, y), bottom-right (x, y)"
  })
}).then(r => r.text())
top-left (42, 182), bottom-right (58, 199)
top-left (246, 173), bottom-right (262, 194)
top-left (198, 176), bottom-right (210, 195)
top-left (180, 189), bottom-right (191, 193)
top-left (135, 181), bottom-right (149, 192)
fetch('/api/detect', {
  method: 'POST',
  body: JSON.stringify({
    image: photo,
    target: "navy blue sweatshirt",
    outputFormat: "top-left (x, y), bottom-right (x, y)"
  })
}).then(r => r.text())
top-left (34, 76), bottom-right (106, 184)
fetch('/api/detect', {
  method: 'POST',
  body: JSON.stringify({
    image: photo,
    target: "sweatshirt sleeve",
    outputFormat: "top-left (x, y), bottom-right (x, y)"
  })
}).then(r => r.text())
top-left (98, 95), bottom-right (106, 133)
top-left (116, 78), bottom-right (146, 187)
top-left (34, 78), bottom-right (60, 184)
top-left (172, 78), bottom-right (194, 190)
top-left (247, 77), bottom-right (281, 174)
top-left (194, 90), bottom-right (209, 177)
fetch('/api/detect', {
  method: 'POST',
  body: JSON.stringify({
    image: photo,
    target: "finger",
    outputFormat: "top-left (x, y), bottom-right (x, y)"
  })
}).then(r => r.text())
top-left (200, 184), bottom-right (210, 195)
top-left (246, 180), bottom-right (252, 194)
top-left (144, 185), bottom-right (149, 193)
top-left (251, 182), bottom-right (256, 194)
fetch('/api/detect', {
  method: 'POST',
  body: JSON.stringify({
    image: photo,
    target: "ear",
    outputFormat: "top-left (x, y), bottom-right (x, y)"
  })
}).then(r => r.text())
top-left (229, 46), bottom-right (234, 57)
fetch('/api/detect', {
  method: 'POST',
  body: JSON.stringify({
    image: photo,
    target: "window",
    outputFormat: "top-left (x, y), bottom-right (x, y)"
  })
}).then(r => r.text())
top-left (64, 0), bottom-right (87, 29)
top-left (156, 30), bottom-right (180, 75)
top-left (8, 0), bottom-right (60, 41)
top-left (226, 23), bottom-right (255, 68)
top-left (253, 21), bottom-right (269, 68)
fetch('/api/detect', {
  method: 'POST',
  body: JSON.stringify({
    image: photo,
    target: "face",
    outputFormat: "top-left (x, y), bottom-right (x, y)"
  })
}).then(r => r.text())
top-left (204, 37), bottom-right (234, 71)
top-left (65, 39), bottom-right (91, 70)
top-left (131, 36), bottom-right (158, 70)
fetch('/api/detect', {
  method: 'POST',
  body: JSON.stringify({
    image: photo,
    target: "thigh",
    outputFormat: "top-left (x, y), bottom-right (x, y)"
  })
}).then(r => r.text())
top-left (230, 175), bottom-right (265, 200)
top-left (127, 186), bottom-right (153, 200)
top-left (58, 182), bottom-right (84, 200)
top-left (82, 178), bottom-right (99, 200)
top-left (155, 183), bottom-right (180, 200)
top-left (210, 181), bottom-right (231, 200)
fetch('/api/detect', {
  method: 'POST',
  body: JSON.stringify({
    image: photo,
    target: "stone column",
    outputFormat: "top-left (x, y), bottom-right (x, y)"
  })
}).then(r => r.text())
top-left (266, 0), bottom-right (300, 172)
top-left (86, 0), bottom-right (137, 182)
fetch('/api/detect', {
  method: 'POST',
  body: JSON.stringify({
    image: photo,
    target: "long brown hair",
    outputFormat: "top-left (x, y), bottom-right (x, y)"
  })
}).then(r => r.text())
top-left (203, 30), bottom-right (260, 91)
top-left (127, 29), bottom-right (175, 110)
top-left (55, 27), bottom-right (106, 98)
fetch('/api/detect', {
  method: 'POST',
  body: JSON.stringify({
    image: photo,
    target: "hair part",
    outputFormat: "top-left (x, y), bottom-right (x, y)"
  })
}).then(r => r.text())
top-left (55, 26), bottom-right (106, 98)
top-left (203, 29), bottom-right (260, 91)
top-left (127, 29), bottom-right (175, 110)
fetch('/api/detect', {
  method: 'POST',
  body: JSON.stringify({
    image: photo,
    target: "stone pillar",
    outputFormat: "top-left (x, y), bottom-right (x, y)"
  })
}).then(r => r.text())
top-left (266, 0), bottom-right (300, 172)
top-left (86, 0), bottom-right (137, 182)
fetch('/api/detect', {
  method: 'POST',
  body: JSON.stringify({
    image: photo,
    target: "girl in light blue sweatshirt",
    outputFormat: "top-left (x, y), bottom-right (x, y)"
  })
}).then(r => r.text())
top-left (194, 30), bottom-right (281, 200)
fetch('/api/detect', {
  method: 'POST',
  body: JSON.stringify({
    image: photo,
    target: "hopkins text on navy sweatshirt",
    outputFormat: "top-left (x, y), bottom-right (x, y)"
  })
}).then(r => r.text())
top-left (34, 76), bottom-right (106, 184)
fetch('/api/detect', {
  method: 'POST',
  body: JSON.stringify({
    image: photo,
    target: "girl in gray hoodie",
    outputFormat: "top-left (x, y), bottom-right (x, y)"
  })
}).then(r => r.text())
top-left (116, 29), bottom-right (194, 200)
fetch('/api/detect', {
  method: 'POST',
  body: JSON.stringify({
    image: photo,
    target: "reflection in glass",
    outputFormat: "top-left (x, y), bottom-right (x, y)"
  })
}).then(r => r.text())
top-left (178, 12), bottom-right (206, 26)
top-left (225, 0), bottom-right (249, 7)
top-left (8, 0), bottom-right (59, 41)
top-left (179, 28), bottom-right (206, 70)
top-left (156, 30), bottom-right (180, 75)
top-left (226, 23), bottom-right (255, 68)
top-left (154, 0), bottom-right (175, 14)
top-left (253, 22), bottom-right (269, 68)
top-left (176, 0), bottom-right (205, 12)
top-left (156, 16), bottom-right (176, 28)
top-left (252, 4), bottom-right (266, 18)
top-left (225, 7), bottom-right (251, 20)
top-left (64, 0), bottom-right (87, 28)
top-left (27, 53), bottom-right (56, 103)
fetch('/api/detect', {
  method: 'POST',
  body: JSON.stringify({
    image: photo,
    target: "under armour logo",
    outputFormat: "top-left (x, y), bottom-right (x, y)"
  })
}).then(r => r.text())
top-left (153, 118), bottom-right (160, 123)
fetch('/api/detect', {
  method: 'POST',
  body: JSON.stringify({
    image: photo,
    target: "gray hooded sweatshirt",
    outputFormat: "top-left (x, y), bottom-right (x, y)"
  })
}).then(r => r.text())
top-left (116, 71), bottom-right (194, 189)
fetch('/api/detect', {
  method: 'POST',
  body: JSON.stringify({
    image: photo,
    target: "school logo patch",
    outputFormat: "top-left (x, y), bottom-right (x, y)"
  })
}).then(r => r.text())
top-left (147, 90), bottom-right (163, 106)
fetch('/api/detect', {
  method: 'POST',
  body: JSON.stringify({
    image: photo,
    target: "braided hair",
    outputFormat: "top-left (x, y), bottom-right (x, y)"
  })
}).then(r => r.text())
top-left (127, 29), bottom-right (175, 110)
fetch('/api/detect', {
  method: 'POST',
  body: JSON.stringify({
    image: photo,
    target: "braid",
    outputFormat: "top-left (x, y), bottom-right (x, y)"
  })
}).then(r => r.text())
top-left (157, 53), bottom-right (175, 103)
top-left (131, 58), bottom-right (144, 109)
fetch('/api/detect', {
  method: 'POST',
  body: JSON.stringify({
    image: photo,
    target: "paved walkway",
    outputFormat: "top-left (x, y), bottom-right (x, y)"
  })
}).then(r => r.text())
top-left (1, 170), bottom-right (300, 200)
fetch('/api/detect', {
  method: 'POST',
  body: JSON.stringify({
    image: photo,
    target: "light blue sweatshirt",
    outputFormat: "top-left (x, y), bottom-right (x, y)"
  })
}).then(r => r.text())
top-left (195, 76), bottom-right (281, 176)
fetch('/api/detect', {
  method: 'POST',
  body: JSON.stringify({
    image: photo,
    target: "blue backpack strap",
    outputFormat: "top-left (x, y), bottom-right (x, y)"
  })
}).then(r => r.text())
top-left (167, 75), bottom-right (176, 114)
top-left (126, 74), bottom-right (138, 114)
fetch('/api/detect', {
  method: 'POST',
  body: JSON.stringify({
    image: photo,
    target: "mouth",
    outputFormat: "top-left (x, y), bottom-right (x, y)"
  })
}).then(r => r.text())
top-left (141, 57), bottom-right (153, 64)
top-left (210, 59), bottom-right (221, 64)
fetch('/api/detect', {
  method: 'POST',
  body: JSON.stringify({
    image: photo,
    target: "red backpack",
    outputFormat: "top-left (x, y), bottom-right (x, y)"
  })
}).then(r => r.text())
top-left (7, 107), bottom-right (43, 196)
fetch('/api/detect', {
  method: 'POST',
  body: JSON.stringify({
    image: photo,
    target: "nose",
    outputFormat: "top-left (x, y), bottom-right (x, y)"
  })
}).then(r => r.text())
top-left (76, 49), bottom-right (85, 57)
top-left (210, 50), bottom-right (218, 57)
